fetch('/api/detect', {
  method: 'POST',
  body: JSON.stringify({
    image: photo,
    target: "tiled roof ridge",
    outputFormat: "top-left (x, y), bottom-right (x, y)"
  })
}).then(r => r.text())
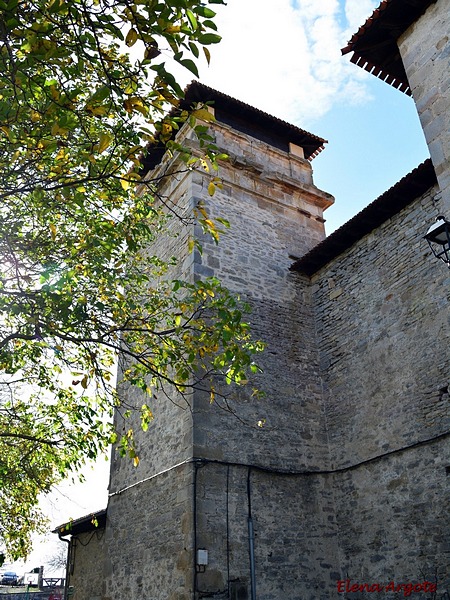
top-left (342, 0), bottom-right (392, 56)
top-left (53, 508), bottom-right (107, 536)
top-left (183, 81), bottom-right (327, 152)
top-left (141, 81), bottom-right (328, 172)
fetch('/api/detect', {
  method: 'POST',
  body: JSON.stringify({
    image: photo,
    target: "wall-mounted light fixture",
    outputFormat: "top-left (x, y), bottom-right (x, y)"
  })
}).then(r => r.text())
top-left (424, 216), bottom-right (450, 268)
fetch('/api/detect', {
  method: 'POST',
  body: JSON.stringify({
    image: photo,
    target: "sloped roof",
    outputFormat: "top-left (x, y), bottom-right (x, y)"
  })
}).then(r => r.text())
top-left (53, 509), bottom-right (107, 537)
top-left (291, 158), bottom-right (437, 276)
top-left (341, 0), bottom-right (437, 94)
top-left (141, 82), bottom-right (327, 172)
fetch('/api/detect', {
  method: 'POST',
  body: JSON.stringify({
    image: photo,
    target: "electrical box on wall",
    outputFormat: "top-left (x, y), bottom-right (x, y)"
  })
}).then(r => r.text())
top-left (197, 549), bottom-right (208, 566)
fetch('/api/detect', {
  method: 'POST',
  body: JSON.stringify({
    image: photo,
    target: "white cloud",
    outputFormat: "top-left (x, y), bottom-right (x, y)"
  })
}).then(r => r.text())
top-left (343, 0), bottom-right (379, 36)
top-left (181, 0), bottom-right (380, 127)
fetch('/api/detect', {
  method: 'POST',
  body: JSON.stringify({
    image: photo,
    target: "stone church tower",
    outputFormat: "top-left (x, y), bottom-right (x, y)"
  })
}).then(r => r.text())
top-left (103, 82), bottom-right (338, 600)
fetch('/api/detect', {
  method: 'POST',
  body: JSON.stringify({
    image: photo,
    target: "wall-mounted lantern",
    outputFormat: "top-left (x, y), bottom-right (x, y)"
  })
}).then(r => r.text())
top-left (424, 216), bottom-right (450, 268)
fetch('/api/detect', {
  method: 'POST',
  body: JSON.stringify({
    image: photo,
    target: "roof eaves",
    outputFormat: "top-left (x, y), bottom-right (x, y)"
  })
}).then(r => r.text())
top-left (141, 82), bottom-right (327, 173)
top-left (182, 81), bottom-right (327, 159)
top-left (290, 158), bottom-right (437, 276)
top-left (341, 0), bottom-right (437, 94)
top-left (53, 509), bottom-right (107, 537)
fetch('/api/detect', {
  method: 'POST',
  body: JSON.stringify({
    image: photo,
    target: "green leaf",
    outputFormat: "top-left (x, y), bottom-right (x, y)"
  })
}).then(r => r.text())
top-left (189, 41), bottom-right (199, 58)
top-left (87, 85), bottom-right (111, 104)
top-left (125, 28), bottom-right (138, 47)
top-left (177, 58), bottom-right (199, 77)
top-left (195, 6), bottom-right (216, 17)
top-left (186, 9), bottom-right (198, 31)
top-left (198, 32), bottom-right (222, 45)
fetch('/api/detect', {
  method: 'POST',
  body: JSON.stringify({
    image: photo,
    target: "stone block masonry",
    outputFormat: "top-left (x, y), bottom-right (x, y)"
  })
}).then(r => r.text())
top-left (312, 187), bottom-right (450, 595)
top-left (399, 0), bottom-right (450, 210)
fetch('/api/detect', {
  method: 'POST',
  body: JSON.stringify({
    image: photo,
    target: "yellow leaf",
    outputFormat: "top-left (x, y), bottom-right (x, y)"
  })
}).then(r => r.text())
top-left (55, 148), bottom-right (66, 161)
top-left (161, 122), bottom-right (172, 136)
top-left (0, 126), bottom-right (13, 142)
top-left (133, 455), bottom-right (140, 467)
top-left (197, 205), bottom-right (208, 219)
top-left (125, 28), bottom-right (138, 47)
top-left (49, 223), bottom-right (56, 240)
top-left (49, 85), bottom-right (60, 101)
top-left (51, 122), bottom-right (69, 136)
top-left (133, 104), bottom-right (148, 117)
top-left (123, 97), bottom-right (147, 116)
top-left (192, 108), bottom-right (215, 122)
top-left (120, 178), bottom-right (130, 191)
top-left (85, 104), bottom-right (107, 117)
top-left (97, 132), bottom-right (113, 154)
top-left (207, 181), bottom-right (215, 196)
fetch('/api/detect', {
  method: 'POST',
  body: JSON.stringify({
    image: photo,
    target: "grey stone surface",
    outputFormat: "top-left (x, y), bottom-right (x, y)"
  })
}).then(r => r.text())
top-left (399, 0), bottom-right (450, 209)
top-left (312, 188), bottom-right (450, 597)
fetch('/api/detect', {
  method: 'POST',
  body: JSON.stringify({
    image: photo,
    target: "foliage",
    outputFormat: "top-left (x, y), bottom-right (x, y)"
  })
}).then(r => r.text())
top-left (0, 388), bottom-right (72, 558)
top-left (0, 0), bottom-right (263, 559)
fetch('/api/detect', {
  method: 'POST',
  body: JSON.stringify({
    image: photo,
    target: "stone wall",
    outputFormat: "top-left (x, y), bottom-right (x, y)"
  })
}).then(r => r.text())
top-left (194, 462), bottom-right (340, 600)
top-left (68, 528), bottom-right (106, 600)
top-left (109, 158), bottom-right (195, 495)
top-left (189, 121), bottom-right (332, 472)
top-left (331, 440), bottom-right (448, 599)
top-left (172, 119), bottom-right (337, 599)
top-left (187, 123), bottom-right (338, 598)
top-left (102, 464), bottom-right (194, 600)
top-left (399, 0), bottom-right (450, 210)
top-left (312, 185), bottom-right (450, 595)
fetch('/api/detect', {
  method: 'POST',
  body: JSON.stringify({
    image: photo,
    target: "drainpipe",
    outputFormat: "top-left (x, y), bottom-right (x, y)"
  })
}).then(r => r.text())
top-left (58, 532), bottom-right (71, 600)
top-left (248, 516), bottom-right (256, 600)
top-left (247, 469), bottom-right (256, 600)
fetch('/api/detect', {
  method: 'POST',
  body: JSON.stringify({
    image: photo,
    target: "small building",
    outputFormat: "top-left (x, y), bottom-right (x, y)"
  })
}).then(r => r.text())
top-left (54, 510), bottom-right (107, 600)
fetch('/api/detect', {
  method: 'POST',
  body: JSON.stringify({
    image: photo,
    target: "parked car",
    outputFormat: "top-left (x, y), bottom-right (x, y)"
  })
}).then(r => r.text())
top-left (1, 571), bottom-right (18, 585)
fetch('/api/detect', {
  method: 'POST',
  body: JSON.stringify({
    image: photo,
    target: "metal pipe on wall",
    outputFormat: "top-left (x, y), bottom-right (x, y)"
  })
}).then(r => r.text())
top-left (248, 516), bottom-right (256, 600)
